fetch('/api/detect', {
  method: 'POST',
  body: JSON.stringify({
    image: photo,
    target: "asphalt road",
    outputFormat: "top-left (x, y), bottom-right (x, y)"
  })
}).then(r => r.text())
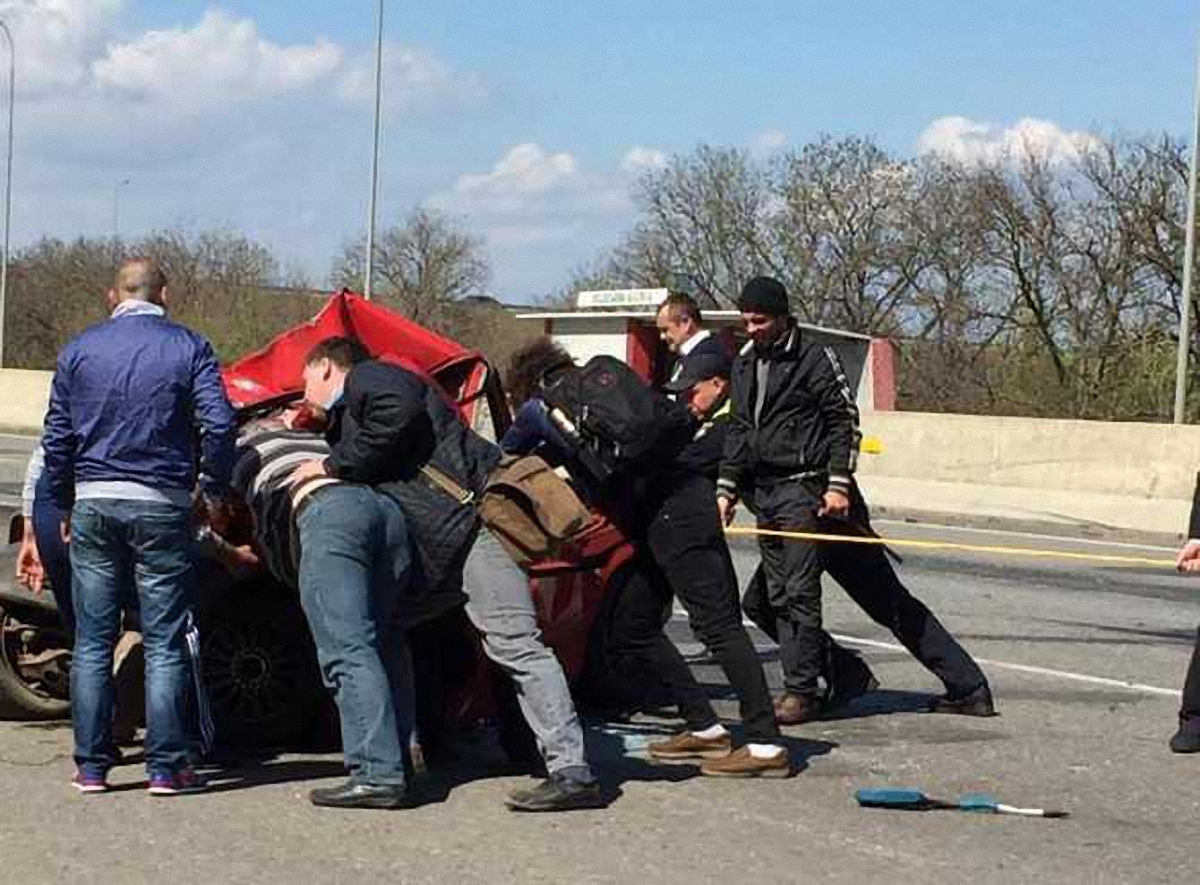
top-left (1, 513), bottom-right (1198, 884)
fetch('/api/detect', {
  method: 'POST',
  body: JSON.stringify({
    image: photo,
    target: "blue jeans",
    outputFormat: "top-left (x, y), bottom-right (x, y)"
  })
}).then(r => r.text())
top-left (296, 486), bottom-right (412, 787)
top-left (70, 499), bottom-right (195, 779)
top-left (33, 495), bottom-right (75, 636)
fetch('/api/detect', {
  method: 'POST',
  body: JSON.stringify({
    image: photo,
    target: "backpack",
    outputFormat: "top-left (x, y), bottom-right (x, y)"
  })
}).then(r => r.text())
top-left (476, 455), bottom-right (593, 567)
top-left (540, 356), bottom-right (693, 483)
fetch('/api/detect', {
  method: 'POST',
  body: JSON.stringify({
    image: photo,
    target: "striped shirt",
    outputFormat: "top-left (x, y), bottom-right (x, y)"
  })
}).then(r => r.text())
top-left (231, 422), bottom-right (339, 586)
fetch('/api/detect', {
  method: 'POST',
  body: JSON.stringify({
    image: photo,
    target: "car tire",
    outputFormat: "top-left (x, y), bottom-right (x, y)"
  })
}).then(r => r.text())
top-left (198, 582), bottom-right (325, 750)
top-left (0, 605), bottom-right (72, 721)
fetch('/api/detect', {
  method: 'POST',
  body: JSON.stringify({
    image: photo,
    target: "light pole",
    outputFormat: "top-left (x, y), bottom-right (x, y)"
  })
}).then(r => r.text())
top-left (364, 0), bottom-right (385, 300)
top-left (0, 21), bottom-right (14, 369)
top-left (113, 178), bottom-right (130, 239)
top-left (1174, 37), bottom-right (1200, 424)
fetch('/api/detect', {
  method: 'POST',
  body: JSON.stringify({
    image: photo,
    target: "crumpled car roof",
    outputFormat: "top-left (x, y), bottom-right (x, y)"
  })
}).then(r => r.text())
top-left (222, 289), bottom-right (484, 409)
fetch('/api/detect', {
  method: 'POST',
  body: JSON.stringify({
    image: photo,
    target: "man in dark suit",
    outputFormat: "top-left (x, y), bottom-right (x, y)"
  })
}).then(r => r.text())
top-left (1170, 483), bottom-right (1200, 752)
top-left (656, 292), bottom-right (726, 389)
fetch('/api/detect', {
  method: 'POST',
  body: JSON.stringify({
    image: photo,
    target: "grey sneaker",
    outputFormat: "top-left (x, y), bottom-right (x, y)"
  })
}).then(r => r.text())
top-left (505, 774), bottom-right (607, 812)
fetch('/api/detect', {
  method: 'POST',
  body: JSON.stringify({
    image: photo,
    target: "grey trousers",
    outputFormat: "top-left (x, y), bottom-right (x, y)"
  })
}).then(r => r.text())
top-left (463, 528), bottom-right (592, 779)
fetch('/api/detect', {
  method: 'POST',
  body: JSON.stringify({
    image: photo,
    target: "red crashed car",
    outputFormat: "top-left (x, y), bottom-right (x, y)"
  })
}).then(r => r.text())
top-left (0, 291), bottom-right (637, 749)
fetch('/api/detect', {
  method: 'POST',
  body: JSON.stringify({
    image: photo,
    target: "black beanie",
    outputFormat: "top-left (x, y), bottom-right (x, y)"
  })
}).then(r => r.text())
top-left (738, 276), bottom-right (789, 316)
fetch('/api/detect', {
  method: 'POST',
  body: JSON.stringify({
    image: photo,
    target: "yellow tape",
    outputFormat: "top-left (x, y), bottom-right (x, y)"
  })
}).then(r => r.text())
top-left (860, 436), bottom-right (884, 455)
top-left (723, 526), bottom-right (1177, 569)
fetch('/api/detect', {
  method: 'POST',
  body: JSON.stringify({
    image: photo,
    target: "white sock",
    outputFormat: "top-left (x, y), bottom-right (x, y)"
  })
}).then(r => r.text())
top-left (691, 724), bottom-right (729, 740)
top-left (747, 743), bottom-right (783, 759)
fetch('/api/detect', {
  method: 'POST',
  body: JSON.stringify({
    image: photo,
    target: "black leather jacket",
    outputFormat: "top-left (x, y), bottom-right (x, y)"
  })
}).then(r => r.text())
top-left (718, 322), bottom-right (861, 499)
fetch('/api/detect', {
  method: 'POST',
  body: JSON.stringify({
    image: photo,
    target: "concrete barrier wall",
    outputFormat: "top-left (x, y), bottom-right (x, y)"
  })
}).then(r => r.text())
top-left (858, 411), bottom-right (1200, 537)
top-left (1, 369), bottom-right (1195, 535)
top-left (0, 370), bottom-right (51, 435)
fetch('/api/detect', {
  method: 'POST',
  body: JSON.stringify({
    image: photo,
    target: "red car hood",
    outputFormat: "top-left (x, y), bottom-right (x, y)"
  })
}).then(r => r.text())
top-left (222, 290), bottom-right (487, 409)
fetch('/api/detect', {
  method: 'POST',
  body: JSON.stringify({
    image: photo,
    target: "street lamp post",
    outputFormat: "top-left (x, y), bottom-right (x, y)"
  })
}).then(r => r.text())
top-left (0, 21), bottom-right (14, 369)
top-left (1174, 38), bottom-right (1200, 424)
top-left (113, 178), bottom-right (130, 239)
top-left (364, 0), bottom-right (385, 300)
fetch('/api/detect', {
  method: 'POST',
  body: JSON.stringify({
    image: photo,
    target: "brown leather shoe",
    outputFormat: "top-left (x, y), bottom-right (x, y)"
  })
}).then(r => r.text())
top-left (774, 693), bottom-right (824, 726)
top-left (700, 746), bottom-right (791, 778)
top-left (648, 731), bottom-right (732, 761)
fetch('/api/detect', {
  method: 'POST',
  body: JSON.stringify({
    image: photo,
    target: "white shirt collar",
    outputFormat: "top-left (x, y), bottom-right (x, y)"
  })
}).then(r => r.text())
top-left (111, 300), bottom-right (166, 319)
top-left (678, 329), bottom-right (711, 357)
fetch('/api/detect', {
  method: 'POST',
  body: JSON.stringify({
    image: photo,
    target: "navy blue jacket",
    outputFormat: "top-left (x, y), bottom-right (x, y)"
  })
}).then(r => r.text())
top-left (42, 312), bottom-right (237, 510)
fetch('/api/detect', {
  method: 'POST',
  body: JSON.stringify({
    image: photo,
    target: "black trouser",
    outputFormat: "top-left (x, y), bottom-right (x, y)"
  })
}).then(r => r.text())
top-left (754, 477), bottom-right (987, 700)
top-left (618, 471), bottom-right (778, 741)
top-left (1180, 627), bottom-right (1200, 730)
top-left (601, 553), bottom-right (722, 733)
top-left (741, 565), bottom-right (876, 702)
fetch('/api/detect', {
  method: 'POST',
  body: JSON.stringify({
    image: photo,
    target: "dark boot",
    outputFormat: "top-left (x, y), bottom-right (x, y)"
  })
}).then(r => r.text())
top-left (774, 693), bottom-right (825, 726)
top-left (505, 772), bottom-right (607, 812)
top-left (309, 779), bottom-right (421, 810)
top-left (930, 684), bottom-right (997, 717)
top-left (827, 645), bottom-right (880, 710)
top-left (1170, 717), bottom-right (1200, 754)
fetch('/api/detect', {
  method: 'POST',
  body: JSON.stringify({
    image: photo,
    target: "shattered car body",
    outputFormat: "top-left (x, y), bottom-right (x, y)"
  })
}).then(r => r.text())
top-left (0, 291), bottom-right (636, 749)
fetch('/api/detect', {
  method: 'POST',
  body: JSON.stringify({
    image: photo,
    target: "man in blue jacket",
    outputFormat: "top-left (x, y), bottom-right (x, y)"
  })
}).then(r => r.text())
top-left (42, 258), bottom-right (236, 796)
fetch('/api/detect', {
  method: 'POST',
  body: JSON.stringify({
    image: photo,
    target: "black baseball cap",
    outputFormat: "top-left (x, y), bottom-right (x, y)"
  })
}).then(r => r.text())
top-left (664, 349), bottom-right (733, 393)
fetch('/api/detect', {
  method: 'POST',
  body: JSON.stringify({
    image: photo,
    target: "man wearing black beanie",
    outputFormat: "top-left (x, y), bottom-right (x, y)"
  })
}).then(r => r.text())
top-left (718, 275), bottom-right (994, 724)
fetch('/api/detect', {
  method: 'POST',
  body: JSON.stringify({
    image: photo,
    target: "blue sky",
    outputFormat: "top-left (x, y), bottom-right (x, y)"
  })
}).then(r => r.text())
top-left (5, 1), bottom-right (1198, 299)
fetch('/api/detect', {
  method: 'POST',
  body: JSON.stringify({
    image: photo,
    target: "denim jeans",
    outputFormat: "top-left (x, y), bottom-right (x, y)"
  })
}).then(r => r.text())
top-left (463, 528), bottom-right (592, 781)
top-left (296, 486), bottom-right (412, 786)
top-left (70, 499), bottom-right (194, 779)
top-left (33, 495), bottom-right (75, 636)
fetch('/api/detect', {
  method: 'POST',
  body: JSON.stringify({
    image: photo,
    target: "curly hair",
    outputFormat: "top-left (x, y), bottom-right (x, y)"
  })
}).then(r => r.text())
top-left (505, 337), bottom-right (576, 407)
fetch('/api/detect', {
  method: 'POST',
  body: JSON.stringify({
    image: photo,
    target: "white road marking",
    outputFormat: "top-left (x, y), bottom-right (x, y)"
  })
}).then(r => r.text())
top-left (670, 609), bottom-right (1183, 698)
top-left (873, 518), bottom-right (1179, 553)
top-left (828, 633), bottom-right (1183, 698)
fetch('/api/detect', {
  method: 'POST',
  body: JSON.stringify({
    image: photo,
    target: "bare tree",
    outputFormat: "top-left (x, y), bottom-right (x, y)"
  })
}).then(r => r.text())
top-left (333, 206), bottom-right (490, 330)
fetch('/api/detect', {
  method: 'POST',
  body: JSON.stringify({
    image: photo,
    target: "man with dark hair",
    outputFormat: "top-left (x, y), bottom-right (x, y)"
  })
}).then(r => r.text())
top-left (718, 275), bottom-right (993, 724)
top-left (503, 338), bottom-right (789, 778)
top-left (656, 292), bottom-right (725, 388)
top-left (666, 351), bottom-right (880, 712)
top-left (42, 257), bottom-right (236, 796)
top-left (291, 337), bottom-right (606, 812)
top-left (215, 408), bottom-right (419, 809)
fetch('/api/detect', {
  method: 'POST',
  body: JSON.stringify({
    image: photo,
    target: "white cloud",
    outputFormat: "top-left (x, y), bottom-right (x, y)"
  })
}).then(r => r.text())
top-left (441, 142), bottom-right (628, 221)
top-left (337, 42), bottom-right (486, 111)
top-left (748, 128), bottom-right (787, 158)
top-left (917, 116), bottom-right (1100, 164)
top-left (620, 146), bottom-right (667, 175)
top-left (431, 142), bottom-right (671, 289)
top-left (0, 3), bottom-right (498, 299)
top-left (1, 3), bottom-right (481, 116)
top-left (0, 0), bottom-right (125, 95)
top-left (92, 11), bottom-right (343, 103)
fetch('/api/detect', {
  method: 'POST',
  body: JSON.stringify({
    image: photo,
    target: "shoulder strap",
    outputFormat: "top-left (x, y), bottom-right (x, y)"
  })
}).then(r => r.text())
top-left (420, 463), bottom-right (475, 505)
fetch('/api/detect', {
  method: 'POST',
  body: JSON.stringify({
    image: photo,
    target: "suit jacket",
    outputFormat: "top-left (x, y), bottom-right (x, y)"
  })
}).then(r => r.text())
top-left (667, 331), bottom-right (725, 385)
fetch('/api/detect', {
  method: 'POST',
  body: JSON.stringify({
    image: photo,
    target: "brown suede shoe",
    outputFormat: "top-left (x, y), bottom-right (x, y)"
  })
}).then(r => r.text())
top-left (648, 731), bottom-right (733, 761)
top-left (700, 746), bottom-right (791, 779)
top-left (774, 693), bottom-right (825, 726)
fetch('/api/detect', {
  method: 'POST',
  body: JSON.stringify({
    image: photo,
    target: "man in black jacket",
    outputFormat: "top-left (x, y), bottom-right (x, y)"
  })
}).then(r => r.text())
top-left (293, 337), bottom-right (605, 812)
top-left (669, 351), bottom-right (880, 712)
top-left (656, 292), bottom-right (726, 389)
top-left (1169, 482), bottom-right (1200, 753)
top-left (717, 276), bottom-right (993, 724)
top-left (503, 339), bottom-right (789, 778)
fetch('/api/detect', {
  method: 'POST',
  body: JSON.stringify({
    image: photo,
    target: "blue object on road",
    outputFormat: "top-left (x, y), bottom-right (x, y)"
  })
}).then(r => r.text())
top-left (856, 788), bottom-right (1067, 819)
